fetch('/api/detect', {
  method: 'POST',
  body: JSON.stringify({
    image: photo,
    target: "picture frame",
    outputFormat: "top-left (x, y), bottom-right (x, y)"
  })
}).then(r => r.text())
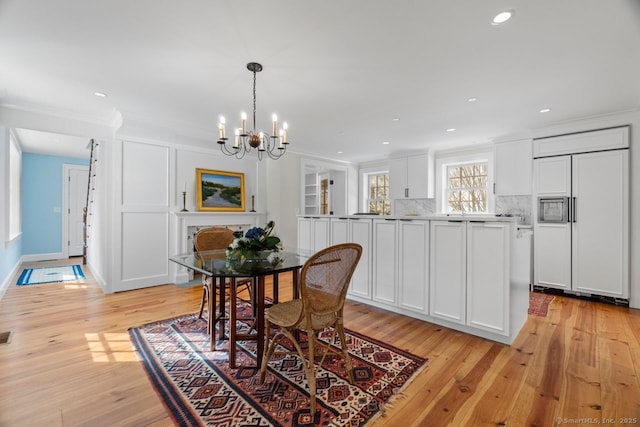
top-left (195, 168), bottom-right (245, 212)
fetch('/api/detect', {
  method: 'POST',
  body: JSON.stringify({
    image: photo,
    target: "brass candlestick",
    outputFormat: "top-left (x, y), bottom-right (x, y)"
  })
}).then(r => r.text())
top-left (250, 195), bottom-right (256, 212)
top-left (181, 191), bottom-right (188, 212)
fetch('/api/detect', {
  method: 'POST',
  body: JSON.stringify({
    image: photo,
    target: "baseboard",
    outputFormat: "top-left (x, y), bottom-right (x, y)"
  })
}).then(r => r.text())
top-left (0, 256), bottom-right (23, 302)
top-left (86, 260), bottom-right (108, 293)
top-left (21, 252), bottom-right (65, 262)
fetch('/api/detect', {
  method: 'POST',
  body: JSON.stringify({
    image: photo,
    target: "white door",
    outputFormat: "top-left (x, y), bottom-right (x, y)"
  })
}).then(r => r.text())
top-left (533, 156), bottom-right (571, 290)
top-left (297, 217), bottom-right (313, 256)
top-left (330, 218), bottom-right (349, 245)
top-left (572, 150), bottom-right (629, 298)
top-left (67, 166), bottom-right (89, 257)
top-left (398, 220), bottom-right (429, 314)
top-left (429, 221), bottom-right (466, 324)
top-left (312, 217), bottom-right (330, 252)
top-left (372, 219), bottom-right (397, 305)
top-left (348, 219), bottom-right (372, 299)
top-left (466, 222), bottom-right (510, 336)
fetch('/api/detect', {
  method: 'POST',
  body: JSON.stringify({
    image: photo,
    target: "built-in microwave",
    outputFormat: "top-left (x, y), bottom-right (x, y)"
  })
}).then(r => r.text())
top-left (538, 197), bottom-right (570, 223)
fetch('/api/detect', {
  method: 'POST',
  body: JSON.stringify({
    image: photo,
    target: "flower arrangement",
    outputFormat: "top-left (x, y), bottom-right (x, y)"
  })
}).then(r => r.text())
top-left (226, 221), bottom-right (283, 266)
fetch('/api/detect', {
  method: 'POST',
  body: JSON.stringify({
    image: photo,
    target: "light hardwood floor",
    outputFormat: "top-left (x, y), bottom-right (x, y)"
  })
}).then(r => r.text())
top-left (1, 259), bottom-right (639, 426)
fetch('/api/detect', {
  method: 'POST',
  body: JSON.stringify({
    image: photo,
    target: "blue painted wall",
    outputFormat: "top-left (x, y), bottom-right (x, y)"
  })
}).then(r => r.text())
top-left (21, 153), bottom-right (89, 255)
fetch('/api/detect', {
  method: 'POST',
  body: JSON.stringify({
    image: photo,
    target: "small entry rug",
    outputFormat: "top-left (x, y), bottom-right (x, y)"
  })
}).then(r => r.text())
top-left (129, 303), bottom-right (428, 426)
top-left (528, 291), bottom-right (554, 317)
top-left (16, 265), bottom-right (85, 286)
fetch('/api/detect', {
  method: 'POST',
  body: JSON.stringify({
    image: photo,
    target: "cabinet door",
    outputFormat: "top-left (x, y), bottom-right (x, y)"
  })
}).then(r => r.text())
top-left (348, 219), bottom-right (372, 299)
top-left (407, 154), bottom-right (429, 198)
top-left (389, 158), bottom-right (407, 199)
top-left (429, 221), bottom-right (466, 324)
top-left (572, 150), bottom-right (629, 298)
top-left (534, 156), bottom-right (571, 196)
top-left (534, 222), bottom-right (571, 290)
top-left (312, 217), bottom-right (330, 252)
top-left (466, 222), bottom-right (510, 336)
top-left (398, 220), bottom-right (429, 314)
top-left (495, 139), bottom-right (532, 195)
top-left (297, 217), bottom-right (313, 256)
top-left (372, 219), bottom-right (397, 305)
top-left (330, 218), bottom-right (350, 245)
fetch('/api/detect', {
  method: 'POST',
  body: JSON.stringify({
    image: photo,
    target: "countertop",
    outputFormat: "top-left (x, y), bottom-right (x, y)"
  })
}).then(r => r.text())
top-left (298, 214), bottom-right (523, 223)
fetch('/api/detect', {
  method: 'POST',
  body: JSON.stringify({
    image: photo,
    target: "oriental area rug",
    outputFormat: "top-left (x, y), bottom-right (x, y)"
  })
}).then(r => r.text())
top-left (16, 265), bottom-right (85, 286)
top-left (129, 303), bottom-right (428, 427)
top-left (528, 291), bottom-right (555, 317)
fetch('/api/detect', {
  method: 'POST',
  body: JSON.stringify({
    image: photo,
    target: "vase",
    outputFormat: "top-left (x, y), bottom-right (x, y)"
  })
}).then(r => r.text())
top-left (227, 250), bottom-right (277, 272)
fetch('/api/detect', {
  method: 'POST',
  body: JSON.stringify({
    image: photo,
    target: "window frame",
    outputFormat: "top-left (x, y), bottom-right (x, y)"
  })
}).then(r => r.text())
top-left (435, 150), bottom-right (495, 215)
top-left (360, 166), bottom-right (390, 215)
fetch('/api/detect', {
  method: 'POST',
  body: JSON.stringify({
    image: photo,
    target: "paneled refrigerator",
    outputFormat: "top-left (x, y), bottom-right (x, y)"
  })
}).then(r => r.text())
top-left (533, 147), bottom-right (629, 299)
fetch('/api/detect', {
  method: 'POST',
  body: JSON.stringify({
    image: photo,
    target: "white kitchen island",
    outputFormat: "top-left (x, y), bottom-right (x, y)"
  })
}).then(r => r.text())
top-left (298, 214), bottom-right (530, 345)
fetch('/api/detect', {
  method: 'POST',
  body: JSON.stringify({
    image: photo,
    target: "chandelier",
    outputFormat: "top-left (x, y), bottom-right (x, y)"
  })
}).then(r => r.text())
top-left (217, 62), bottom-right (289, 160)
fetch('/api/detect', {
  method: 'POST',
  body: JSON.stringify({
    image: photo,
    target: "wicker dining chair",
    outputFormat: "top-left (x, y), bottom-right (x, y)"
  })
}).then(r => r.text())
top-left (259, 243), bottom-right (362, 416)
top-left (193, 227), bottom-right (252, 320)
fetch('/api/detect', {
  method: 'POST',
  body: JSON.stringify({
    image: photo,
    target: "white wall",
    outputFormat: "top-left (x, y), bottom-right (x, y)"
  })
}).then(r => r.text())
top-left (106, 135), bottom-right (263, 293)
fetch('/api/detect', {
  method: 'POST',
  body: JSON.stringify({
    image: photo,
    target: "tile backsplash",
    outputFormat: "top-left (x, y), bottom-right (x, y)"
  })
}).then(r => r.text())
top-left (394, 195), bottom-right (533, 224)
top-left (394, 199), bottom-right (436, 216)
top-left (495, 195), bottom-right (533, 224)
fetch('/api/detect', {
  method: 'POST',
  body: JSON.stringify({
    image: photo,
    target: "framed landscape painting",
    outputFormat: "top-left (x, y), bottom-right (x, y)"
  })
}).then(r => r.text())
top-left (196, 168), bottom-right (245, 212)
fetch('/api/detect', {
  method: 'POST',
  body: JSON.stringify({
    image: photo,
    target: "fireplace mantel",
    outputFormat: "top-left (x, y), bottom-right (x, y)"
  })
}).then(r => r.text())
top-left (171, 211), bottom-right (266, 283)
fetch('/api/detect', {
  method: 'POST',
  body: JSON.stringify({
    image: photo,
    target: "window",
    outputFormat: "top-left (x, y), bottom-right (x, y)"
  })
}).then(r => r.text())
top-left (366, 172), bottom-right (390, 215)
top-left (435, 150), bottom-right (494, 214)
top-left (446, 162), bottom-right (488, 213)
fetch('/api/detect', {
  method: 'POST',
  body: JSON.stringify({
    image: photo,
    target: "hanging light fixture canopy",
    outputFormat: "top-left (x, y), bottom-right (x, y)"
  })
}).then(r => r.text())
top-left (217, 62), bottom-right (289, 160)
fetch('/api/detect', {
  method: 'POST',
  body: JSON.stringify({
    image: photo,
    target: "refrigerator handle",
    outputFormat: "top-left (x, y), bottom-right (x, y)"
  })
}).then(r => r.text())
top-left (572, 197), bottom-right (577, 223)
top-left (566, 196), bottom-right (572, 223)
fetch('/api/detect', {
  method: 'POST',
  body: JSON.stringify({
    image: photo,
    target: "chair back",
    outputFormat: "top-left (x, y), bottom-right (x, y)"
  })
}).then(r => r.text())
top-left (299, 243), bottom-right (362, 317)
top-left (194, 227), bottom-right (234, 251)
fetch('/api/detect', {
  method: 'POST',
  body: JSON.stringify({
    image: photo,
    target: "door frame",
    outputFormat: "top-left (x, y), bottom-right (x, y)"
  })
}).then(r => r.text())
top-left (62, 164), bottom-right (89, 259)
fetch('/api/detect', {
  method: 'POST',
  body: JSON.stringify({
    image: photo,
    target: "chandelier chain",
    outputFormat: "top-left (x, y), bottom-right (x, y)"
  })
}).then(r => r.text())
top-left (252, 69), bottom-right (257, 132)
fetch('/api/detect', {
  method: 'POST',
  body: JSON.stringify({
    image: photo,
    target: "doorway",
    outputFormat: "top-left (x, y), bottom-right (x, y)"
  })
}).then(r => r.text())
top-left (63, 164), bottom-right (89, 258)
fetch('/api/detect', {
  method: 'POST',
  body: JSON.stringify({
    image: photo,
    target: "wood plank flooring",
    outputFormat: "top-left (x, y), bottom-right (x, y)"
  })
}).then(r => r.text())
top-left (1, 259), bottom-right (639, 426)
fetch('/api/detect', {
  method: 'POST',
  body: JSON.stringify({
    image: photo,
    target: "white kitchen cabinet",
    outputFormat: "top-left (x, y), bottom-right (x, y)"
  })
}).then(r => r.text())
top-left (372, 219), bottom-right (398, 305)
top-left (297, 216), bottom-right (313, 256)
top-left (347, 218), bottom-right (372, 299)
top-left (389, 153), bottom-right (434, 200)
top-left (429, 220), bottom-right (467, 324)
top-left (430, 220), bottom-right (510, 336)
top-left (398, 219), bottom-right (429, 314)
top-left (329, 217), bottom-right (350, 245)
top-left (297, 216), bottom-right (330, 256)
top-left (494, 139), bottom-right (532, 195)
top-left (466, 221), bottom-right (510, 335)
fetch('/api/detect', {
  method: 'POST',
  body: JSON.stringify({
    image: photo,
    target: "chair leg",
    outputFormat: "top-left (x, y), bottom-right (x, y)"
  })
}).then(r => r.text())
top-left (198, 284), bottom-right (208, 320)
top-left (308, 330), bottom-right (317, 416)
top-left (259, 321), bottom-right (272, 384)
top-left (337, 321), bottom-right (354, 384)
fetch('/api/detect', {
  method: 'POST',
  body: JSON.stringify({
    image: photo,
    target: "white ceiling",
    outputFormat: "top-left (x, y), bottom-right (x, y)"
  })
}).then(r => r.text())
top-left (1, 0), bottom-right (640, 163)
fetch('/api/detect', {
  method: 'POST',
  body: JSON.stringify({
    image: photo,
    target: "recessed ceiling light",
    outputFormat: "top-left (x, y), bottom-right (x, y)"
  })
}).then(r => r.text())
top-left (492, 10), bottom-right (514, 25)
top-left (382, 141), bottom-right (390, 145)
top-left (94, 91), bottom-right (108, 97)
top-left (468, 97), bottom-right (478, 102)
top-left (446, 128), bottom-right (456, 132)
top-left (539, 108), bottom-right (552, 113)
top-left (337, 151), bottom-right (343, 154)
top-left (391, 117), bottom-right (400, 122)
